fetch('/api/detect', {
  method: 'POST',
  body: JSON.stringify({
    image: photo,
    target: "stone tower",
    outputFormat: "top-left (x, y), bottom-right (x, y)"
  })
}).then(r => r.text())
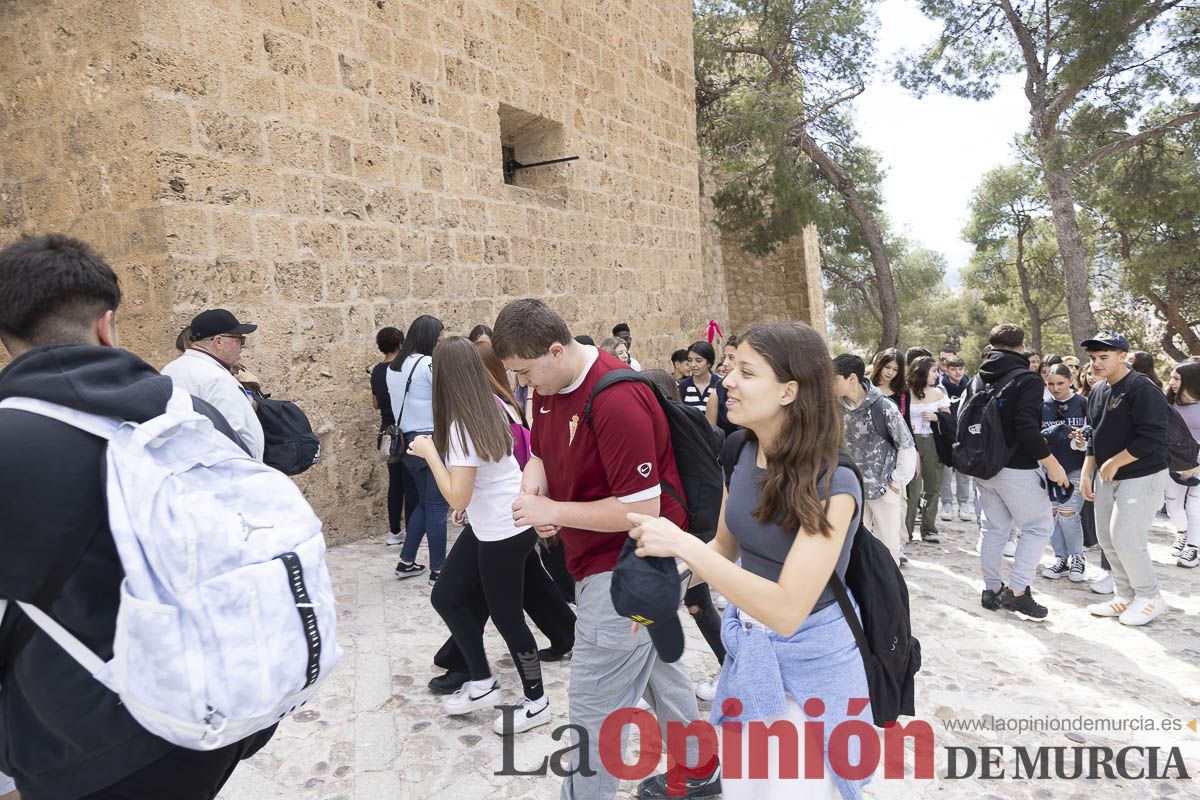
top-left (0, 0), bottom-right (822, 540)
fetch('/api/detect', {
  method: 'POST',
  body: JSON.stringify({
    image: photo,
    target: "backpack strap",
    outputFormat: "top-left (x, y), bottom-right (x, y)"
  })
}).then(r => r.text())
top-left (827, 454), bottom-right (872, 657)
top-left (581, 369), bottom-right (688, 513)
top-left (867, 396), bottom-right (898, 452)
top-left (0, 397), bottom-right (120, 440)
top-left (394, 355), bottom-right (430, 431)
top-left (720, 429), bottom-right (749, 488)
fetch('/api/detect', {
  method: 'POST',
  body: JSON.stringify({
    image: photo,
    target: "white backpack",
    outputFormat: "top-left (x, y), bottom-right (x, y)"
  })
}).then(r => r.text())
top-left (0, 386), bottom-right (341, 750)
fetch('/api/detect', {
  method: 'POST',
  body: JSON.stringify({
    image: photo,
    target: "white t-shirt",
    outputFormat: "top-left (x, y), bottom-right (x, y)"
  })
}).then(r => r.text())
top-left (908, 392), bottom-right (951, 436)
top-left (447, 421), bottom-right (525, 542)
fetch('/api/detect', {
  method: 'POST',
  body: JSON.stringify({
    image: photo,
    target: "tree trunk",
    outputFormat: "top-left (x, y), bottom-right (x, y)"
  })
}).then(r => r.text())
top-left (1161, 330), bottom-right (1189, 363)
top-left (1039, 163), bottom-right (1098, 356)
top-left (1146, 287), bottom-right (1200, 357)
top-left (1010, 217), bottom-right (1043, 352)
top-left (796, 132), bottom-right (900, 349)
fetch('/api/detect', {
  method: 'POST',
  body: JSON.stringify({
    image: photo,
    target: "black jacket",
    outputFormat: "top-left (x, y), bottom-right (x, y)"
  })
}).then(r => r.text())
top-left (976, 349), bottom-right (1051, 470)
top-left (1087, 370), bottom-right (1169, 480)
top-left (0, 345), bottom-right (254, 800)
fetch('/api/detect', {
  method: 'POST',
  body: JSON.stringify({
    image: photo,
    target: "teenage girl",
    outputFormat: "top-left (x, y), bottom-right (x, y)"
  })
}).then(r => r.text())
top-left (1166, 362), bottom-right (1200, 568)
top-left (408, 337), bottom-right (553, 734)
top-left (628, 322), bottom-right (873, 800)
top-left (905, 356), bottom-right (950, 544)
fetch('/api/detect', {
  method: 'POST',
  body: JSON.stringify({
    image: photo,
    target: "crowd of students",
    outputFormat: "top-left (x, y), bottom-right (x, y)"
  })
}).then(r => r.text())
top-left (2, 232), bottom-right (1196, 800)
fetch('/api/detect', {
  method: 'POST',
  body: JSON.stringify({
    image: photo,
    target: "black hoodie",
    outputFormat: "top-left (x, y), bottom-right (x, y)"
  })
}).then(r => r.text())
top-left (0, 345), bottom-right (251, 800)
top-left (976, 348), bottom-right (1052, 470)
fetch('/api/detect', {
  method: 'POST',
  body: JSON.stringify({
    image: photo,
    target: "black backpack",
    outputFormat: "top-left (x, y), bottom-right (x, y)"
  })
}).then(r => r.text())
top-left (721, 431), bottom-right (921, 727)
top-left (583, 369), bottom-right (724, 542)
top-left (256, 396), bottom-right (321, 476)
top-left (1167, 404), bottom-right (1200, 473)
top-left (952, 369), bottom-right (1033, 479)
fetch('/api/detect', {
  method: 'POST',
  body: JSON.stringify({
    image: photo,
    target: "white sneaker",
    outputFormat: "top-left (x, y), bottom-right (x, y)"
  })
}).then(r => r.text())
top-left (959, 509), bottom-right (973, 522)
top-left (1003, 540), bottom-right (1018, 558)
top-left (714, 593), bottom-right (727, 611)
top-left (493, 696), bottom-right (551, 735)
top-left (1041, 557), bottom-right (1069, 580)
top-left (1068, 554), bottom-right (1086, 582)
top-left (1178, 545), bottom-right (1199, 569)
top-left (939, 506), bottom-right (952, 522)
top-left (1090, 574), bottom-right (1114, 595)
top-left (444, 679), bottom-right (502, 715)
top-left (1119, 596), bottom-right (1168, 626)
top-left (1087, 596), bottom-right (1131, 617)
top-left (385, 532), bottom-right (404, 546)
top-left (695, 679), bottom-right (716, 702)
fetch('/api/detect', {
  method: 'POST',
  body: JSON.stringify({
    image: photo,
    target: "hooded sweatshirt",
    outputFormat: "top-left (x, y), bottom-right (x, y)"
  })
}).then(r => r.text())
top-left (0, 345), bottom-right (253, 800)
top-left (976, 348), bottom-right (1051, 470)
top-left (840, 382), bottom-right (918, 498)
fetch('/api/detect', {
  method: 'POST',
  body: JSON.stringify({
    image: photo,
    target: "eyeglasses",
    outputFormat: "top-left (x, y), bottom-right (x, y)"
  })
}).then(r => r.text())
top-left (216, 334), bottom-right (247, 345)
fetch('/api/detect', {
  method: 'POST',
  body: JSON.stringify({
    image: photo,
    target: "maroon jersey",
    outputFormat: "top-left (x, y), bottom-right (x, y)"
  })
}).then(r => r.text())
top-left (530, 349), bottom-right (688, 580)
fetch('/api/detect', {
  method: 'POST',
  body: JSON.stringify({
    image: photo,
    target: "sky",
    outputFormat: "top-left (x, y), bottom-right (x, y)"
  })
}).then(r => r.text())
top-left (854, 0), bottom-right (1030, 286)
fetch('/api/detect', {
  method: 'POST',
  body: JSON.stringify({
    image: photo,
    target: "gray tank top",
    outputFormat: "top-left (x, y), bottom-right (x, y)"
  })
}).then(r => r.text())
top-left (724, 441), bottom-right (861, 611)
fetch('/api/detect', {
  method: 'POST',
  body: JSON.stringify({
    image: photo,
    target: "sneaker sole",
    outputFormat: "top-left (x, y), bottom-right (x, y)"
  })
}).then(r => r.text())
top-left (493, 708), bottom-right (552, 735)
top-left (1010, 609), bottom-right (1048, 622)
top-left (445, 689), bottom-right (503, 715)
top-left (395, 569), bottom-right (426, 579)
top-left (1042, 572), bottom-right (1067, 580)
top-left (1119, 605), bottom-right (1168, 626)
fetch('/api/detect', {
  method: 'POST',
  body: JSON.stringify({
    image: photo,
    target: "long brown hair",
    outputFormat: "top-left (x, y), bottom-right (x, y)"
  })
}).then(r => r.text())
top-left (870, 348), bottom-right (905, 396)
top-left (474, 339), bottom-right (521, 419)
top-left (1168, 361), bottom-right (1200, 406)
top-left (431, 337), bottom-right (512, 462)
top-left (906, 356), bottom-right (936, 401)
top-left (742, 322), bottom-right (841, 538)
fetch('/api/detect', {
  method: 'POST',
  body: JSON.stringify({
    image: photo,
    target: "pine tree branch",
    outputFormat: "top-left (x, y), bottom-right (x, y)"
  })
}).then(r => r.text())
top-left (1067, 107), bottom-right (1200, 176)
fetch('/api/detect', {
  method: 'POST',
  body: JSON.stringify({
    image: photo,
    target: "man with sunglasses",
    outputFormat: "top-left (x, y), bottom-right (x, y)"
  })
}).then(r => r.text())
top-left (1080, 331), bottom-right (1170, 625)
top-left (162, 309), bottom-right (265, 461)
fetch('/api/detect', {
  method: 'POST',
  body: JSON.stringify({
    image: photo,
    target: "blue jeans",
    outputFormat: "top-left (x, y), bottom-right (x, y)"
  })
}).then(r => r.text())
top-left (399, 430), bottom-right (448, 570)
top-left (1050, 470), bottom-right (1085, 558)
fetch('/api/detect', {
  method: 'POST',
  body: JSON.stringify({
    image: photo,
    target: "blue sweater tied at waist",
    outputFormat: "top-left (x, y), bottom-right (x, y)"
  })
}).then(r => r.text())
top-left (709, 596), bottom-right (874, 799)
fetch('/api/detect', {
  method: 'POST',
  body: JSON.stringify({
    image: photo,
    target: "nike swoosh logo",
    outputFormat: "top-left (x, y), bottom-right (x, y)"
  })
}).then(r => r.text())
top-left (539, 407), bottom-right (550, 414)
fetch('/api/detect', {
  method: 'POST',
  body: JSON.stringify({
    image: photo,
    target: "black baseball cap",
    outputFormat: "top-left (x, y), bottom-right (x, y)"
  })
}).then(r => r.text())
top-left (610, 538), bottom-right (686, 663)
top-left (190, 309), bottom-right (257, 341)
top-left (1080, 330), bottom-right (1129, 352)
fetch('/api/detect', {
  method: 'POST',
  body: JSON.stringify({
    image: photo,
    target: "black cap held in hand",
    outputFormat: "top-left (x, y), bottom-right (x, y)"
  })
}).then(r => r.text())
top-left (610, 537), bottom-right (686, 663)
top-left (189, 309), bottom-right (257, 341)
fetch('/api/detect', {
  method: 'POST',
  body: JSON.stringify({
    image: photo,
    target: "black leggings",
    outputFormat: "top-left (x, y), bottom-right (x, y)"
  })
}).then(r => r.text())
top-left (684, 583), bottom-right (725, 665)
top-left (386, 458), bottom-right (416, 535)
top-left (431, 525), bottom-right (546, 700)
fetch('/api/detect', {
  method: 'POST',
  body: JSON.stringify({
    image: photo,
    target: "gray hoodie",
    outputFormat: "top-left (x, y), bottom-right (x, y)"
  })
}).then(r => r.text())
top-left (840, 382), bottom-right (917, 499)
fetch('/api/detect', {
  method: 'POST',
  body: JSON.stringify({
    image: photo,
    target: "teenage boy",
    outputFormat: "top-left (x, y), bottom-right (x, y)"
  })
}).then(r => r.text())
top-left (975, 324), bottom-right (1070, 621)
top-left (833, 354), bottom-right (917, 564)
top-left (0, 234), bottom-right (269, 800)
top-left (1080, 331), bottom-right (1171, 626)
top-left (938, 355), bottom-right (973, 521)
top-left (493, 300), bottom-right (718, 800)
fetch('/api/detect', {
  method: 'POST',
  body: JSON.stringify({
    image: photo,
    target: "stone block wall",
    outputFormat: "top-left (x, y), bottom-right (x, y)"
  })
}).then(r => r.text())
top-left (1, 0), bottom-right (723, 542)
top-left (714, 223), bottom-right (826, 339)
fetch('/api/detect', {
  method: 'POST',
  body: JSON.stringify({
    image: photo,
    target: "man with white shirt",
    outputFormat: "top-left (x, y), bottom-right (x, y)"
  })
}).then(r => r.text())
top-left (162, 309), bottom-right (265, 461)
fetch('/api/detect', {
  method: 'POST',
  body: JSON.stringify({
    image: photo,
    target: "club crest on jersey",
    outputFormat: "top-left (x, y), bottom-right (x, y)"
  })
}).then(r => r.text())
top-left (636, 462), bottom-right (652, 478)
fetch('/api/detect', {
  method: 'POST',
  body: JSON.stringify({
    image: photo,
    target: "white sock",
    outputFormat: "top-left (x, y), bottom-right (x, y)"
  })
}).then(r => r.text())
top-left (525, 695), bottom-right (548, 709)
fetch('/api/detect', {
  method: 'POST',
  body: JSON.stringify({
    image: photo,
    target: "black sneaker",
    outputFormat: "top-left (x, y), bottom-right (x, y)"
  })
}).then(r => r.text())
top-left (637, 765), bottom-right (721, 799)
top-left (999, 586), bottom-right (1048, 621)
top-left (981, 584), bottom-right (1006, 611)
top-left (428, 670), bottom-right (469, 695)
top-left (395, 560), bottom-right (426, 579)
top-left (538, 646), bottom-right (572, 662)
top-left (428, 570), bottom-right (440, 585)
